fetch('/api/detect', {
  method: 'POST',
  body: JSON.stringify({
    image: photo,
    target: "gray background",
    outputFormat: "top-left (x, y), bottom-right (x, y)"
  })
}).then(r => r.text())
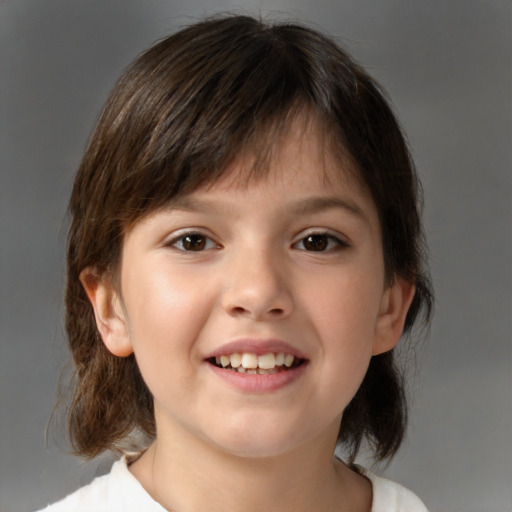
top-left (1, 1), bottom-right (511, 511)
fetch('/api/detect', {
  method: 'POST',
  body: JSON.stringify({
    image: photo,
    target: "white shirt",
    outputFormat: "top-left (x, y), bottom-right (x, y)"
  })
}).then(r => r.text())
top-left (37, 457), bottom-right (428, 512)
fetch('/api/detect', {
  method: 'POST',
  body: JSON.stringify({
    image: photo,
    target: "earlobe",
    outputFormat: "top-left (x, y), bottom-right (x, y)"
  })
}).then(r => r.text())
top-left (79, 268), bottom-right (134, 357)
top-left (372, 279), bottom-right (416, 356)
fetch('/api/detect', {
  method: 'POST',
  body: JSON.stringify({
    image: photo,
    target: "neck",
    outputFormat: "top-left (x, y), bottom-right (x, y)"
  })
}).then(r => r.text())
top-left (129, 421), bottom-right (371, 512)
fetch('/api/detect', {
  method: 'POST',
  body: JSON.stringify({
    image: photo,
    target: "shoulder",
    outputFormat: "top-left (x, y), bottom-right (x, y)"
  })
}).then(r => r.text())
top-left (355, 465), bottom-right (429, 512)
top-left (35, 457), bottom-right (166, 512)
top-left (35, 471), bottom-right (111, 512)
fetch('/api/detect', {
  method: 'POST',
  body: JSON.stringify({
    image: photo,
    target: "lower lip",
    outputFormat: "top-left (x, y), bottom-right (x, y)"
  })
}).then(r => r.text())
top-left (207, 363), bottom-right (307, 393)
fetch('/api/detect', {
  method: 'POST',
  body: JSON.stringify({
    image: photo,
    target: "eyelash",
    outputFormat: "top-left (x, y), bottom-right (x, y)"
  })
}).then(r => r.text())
top-left (293, 232), bottom-right (349, 252)
top-left (168, 232), bottom-right (219, 252)
top-left (167, 230), bottom-right (349, 253)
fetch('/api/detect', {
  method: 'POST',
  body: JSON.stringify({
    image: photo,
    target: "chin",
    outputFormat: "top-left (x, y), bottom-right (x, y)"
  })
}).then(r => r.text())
top-left (203, 419), bottom-right (313, 460)
top-left (215, 438), bottom-right (296, 459)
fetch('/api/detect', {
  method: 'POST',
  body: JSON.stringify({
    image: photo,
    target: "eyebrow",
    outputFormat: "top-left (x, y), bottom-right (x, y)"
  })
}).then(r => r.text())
top-left (168, 195), bottom-right (368, 221)
top-left (289, 196), bottom-right (368, 221)
top-left (167, 197), bottom-right (228, 214)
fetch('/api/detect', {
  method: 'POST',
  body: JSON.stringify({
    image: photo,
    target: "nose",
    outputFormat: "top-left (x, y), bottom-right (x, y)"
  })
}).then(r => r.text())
top-left (221, 248), bottom-right (293, 321)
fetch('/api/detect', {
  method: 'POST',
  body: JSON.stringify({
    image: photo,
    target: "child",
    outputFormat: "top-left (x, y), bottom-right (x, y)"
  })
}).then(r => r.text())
top-left (39, 14), bottom-right (433, 512)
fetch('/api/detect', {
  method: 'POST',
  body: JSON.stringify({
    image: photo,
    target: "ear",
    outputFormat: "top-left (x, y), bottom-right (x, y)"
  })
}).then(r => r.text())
top-left (372, 279), bottom-right (416, 356)
top-left (79, 268), bottom-right (134, 357)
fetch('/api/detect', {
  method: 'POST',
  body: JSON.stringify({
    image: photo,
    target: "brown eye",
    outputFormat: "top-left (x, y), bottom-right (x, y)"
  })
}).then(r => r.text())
top-left (303, 235), bottom-right (329, 251)
top-left (182, 234), bottom-right (206, 251)
top-left (171, 233), bottom-right (217, 251)
top-left (295, 233), bottom-right (347, 252)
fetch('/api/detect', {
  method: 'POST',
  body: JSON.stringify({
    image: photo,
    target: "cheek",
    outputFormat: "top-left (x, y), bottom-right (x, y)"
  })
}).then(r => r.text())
top-left (120, 266), bottom-right (216, 375)
top-left (303, 268), bottom-right (384, 392)
top-left (305, 265), bottom-right (384, 336)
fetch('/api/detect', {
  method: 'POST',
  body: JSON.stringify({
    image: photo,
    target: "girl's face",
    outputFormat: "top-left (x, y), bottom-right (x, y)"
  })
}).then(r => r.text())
top-left (87, 121), bottom-right (413, 459)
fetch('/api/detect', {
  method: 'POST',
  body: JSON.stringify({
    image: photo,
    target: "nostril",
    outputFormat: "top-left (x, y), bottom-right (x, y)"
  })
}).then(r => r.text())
top-left (228, 305), bottom-right (285, 318)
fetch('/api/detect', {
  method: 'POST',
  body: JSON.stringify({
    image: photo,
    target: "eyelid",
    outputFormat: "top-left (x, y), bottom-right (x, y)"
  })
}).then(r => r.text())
top-left (292, 228), bottom-right (351, 250)
top-left (164, 228), bottom-right (221, 251)
top-left (294, 227), bottom-right (350, 243)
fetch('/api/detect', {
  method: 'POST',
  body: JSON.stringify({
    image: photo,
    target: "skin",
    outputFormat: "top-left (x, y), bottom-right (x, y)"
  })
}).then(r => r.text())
top-left (82, 120), bottom-right (415, 512)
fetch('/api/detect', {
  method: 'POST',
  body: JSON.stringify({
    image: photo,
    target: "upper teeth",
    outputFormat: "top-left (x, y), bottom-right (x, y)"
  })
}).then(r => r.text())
top-left (215, 352), bottom-right (295, 370)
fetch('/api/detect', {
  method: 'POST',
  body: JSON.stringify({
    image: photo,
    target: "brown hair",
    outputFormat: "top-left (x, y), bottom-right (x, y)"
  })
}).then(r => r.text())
top-left (64, 15), bottom-right (433, 462)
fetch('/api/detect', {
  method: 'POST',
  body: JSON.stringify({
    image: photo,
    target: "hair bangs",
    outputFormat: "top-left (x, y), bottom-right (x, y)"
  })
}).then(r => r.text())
top-left (109, 27), bottom-right (325, 226)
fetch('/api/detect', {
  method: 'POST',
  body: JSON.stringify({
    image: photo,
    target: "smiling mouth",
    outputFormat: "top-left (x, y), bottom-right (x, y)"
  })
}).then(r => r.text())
top-left (207, 352), bottom-right (305, 375)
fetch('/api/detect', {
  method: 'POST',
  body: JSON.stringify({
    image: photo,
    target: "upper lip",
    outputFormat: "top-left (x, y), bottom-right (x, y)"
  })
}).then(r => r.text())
top-left (204, 338), bottom-right (308, 360)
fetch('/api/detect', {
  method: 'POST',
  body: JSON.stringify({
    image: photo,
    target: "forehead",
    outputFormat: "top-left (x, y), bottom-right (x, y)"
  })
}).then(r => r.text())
top-left (157, 118), bottom-right (380, 237)
top-left (202, 113), bottom-right (367, 194)
top-left (199, 114), bottom-right (369, 202)
top-left (126, 121), bottom-right (383, 254)
top-left (123, 111), bottom-right (375, 233)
